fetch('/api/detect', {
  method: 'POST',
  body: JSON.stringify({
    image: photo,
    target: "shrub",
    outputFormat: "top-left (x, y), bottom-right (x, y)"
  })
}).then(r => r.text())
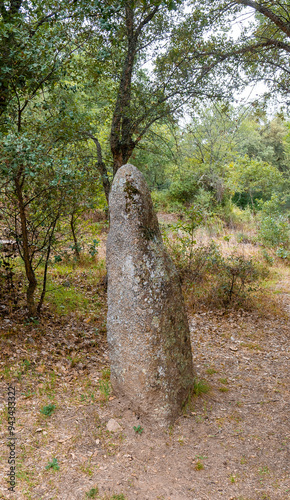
top-left (237, 233), bottom-right (255, 245)
top-left (213, 254), bottom-right (267, 306)
top-left (261, 249), bottom-right (274, 265)
top-left (258, 214), bottom-right (290, 249)
top-left (168, 176), bottom-right (199, 203)
top-left (276, 247), bottom-right (290, 261)
top-left (167, 240), bottom-right (268, 307)
top-left (257, 195), bottom-right (290, 249)
top-left (151, 189), bottom-right (170, 211)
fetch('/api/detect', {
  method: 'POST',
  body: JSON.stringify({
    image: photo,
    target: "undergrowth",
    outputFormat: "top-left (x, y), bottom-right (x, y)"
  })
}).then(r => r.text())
top-left (161, 206), bottom-right (270, 309)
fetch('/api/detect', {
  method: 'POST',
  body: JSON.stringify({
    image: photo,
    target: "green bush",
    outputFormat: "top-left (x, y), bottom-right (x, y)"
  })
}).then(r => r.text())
top-left (276, 247), bottom-right (290, 260)
top-left (151, 189), bottom-right (170, 211)
top-left (257, 194), bottom-right (290, 249)
top-left (168, 176), bottom-right (198, 203)
top-left (259, 214), bottom-right (289, 248)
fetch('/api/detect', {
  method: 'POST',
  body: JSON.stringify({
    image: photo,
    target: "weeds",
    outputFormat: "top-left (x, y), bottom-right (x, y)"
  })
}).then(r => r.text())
top-left (98, 367), bottom-right (111, 403)
top-left (99, 380), bottom-right (111, 403)
top-left (180, 243), bottom-right (267, 308)
top-left (86, 487), bottom-right (99, 498)
top-left (40, 404), bottom-right (55, 416)
top-left (85, 489), bottom-right (125, 500)
top-left (45, 458), bottom-right (59, 471)
top-left (206, 368), bottom-right (217, 375)
top-left (193, 379), bottom-right (210, 396)
top-left (133, 425), bottom-right (144, 435)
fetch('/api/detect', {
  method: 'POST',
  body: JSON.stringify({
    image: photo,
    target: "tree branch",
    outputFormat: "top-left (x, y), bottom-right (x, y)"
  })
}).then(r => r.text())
top-left (235, 0), bottom-right (290, 38)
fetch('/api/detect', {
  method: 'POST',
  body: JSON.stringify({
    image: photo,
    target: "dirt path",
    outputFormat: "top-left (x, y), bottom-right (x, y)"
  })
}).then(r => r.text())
top-left (0, 281), bottom-right (289, 499)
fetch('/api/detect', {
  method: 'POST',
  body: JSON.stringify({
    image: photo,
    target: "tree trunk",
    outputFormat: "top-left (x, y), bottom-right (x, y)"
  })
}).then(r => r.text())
top-left (37, 218), bottom-right (57, 315)
top-left (110, 5), bottom-right (137, 177)
top-left (14, 175), bottom-right (37, 316)
top-left (98, 160), bottom-right (111, 205)
top-left (70, 213), bottom-right (80, 259)
top-left (89, 135), bottom-right (111, 204)
top-left (109, 4), bottom-right (159, 178)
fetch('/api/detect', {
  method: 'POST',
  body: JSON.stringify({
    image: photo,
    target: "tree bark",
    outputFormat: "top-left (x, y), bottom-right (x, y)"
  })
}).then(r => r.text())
top-left (37, 218), bottom-right (57, 315)
top-left (14, 174), bottom-right (37, 316)
top-left (235, 0), bottom-right (290, 39)
top-left (109, 3), bottom-right (159, 177)
top-left (89, 135), bottom-right (111, 204)
top-left (70, 212), bottom-right (81, 259)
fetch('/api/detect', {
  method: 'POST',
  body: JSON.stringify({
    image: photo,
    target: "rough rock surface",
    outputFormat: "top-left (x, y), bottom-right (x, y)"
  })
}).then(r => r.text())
top-left (106, 164), bottom-right (194, 425)
top-left (106, 418), bottom-right (122, 433)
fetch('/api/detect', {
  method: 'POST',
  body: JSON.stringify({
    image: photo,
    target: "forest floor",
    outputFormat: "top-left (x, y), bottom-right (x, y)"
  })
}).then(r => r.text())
top-left (0, 214), bottom-right (289, 500)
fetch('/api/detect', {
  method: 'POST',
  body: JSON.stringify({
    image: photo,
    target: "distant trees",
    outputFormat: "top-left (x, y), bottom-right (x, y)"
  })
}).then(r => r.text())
top-left (160, 103), bottom-right (289, 208)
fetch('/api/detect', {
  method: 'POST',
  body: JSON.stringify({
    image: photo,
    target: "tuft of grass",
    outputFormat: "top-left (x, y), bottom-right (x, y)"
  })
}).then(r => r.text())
top-left (45, 458), bottom-right (59, 471)
top-left (206, 368), bottom-right (217, 375)
top-left (240, 342), bottom-right (261, 351)
top-left (86, 487), bottom-right (99, 498)
top-left (193, 379), bottom-right (210, 396)
top-left (219, 377), bottom-right (228, 385)
top-left (101, 368), bottom-right (111, 381)
top-left (178, 436), bottom-right (185, 445)
top-left (98, 367), bottom-right (112, 404)
top-left (99, 380), bottom-right (111, 403)
top-left (133, 425), bottom-right (144, 435)
top-left (81, 464), bottom-right (93, 476)
top-left (195, 460), bottom-right (204, 470)
top-left (259, 466), bottom-right (270, 475)
top-left (40, 404), bottom-right (55, 416)
top-left (219, 387), bottom-right (229, 392)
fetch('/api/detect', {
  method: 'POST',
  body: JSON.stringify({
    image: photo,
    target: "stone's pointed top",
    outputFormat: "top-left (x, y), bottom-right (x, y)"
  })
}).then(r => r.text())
top-left (107, 164), bottom-right (194, 426)
top-left (109, 164), bottom-right (159, 235)
top-left (116, 163), bottom-right (140, 173)
top-left (110, 164), bottom-right (147, 193)
top-left (114, 163), bottom-right (144, 177)
top-left (110, 164), bottom-right (148, 197)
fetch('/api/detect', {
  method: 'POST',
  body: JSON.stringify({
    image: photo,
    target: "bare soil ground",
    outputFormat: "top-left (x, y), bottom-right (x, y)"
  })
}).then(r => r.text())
top-left (0, 219), bottom-right (289, 500)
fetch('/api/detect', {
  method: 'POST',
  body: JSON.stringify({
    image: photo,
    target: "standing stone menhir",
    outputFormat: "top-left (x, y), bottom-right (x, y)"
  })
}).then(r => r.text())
top-left (106, 164), bottom-right (194, 425)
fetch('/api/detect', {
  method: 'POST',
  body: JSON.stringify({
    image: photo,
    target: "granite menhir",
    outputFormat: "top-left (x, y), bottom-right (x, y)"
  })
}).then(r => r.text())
top-left (106, 164), bottom-right (194, 425)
